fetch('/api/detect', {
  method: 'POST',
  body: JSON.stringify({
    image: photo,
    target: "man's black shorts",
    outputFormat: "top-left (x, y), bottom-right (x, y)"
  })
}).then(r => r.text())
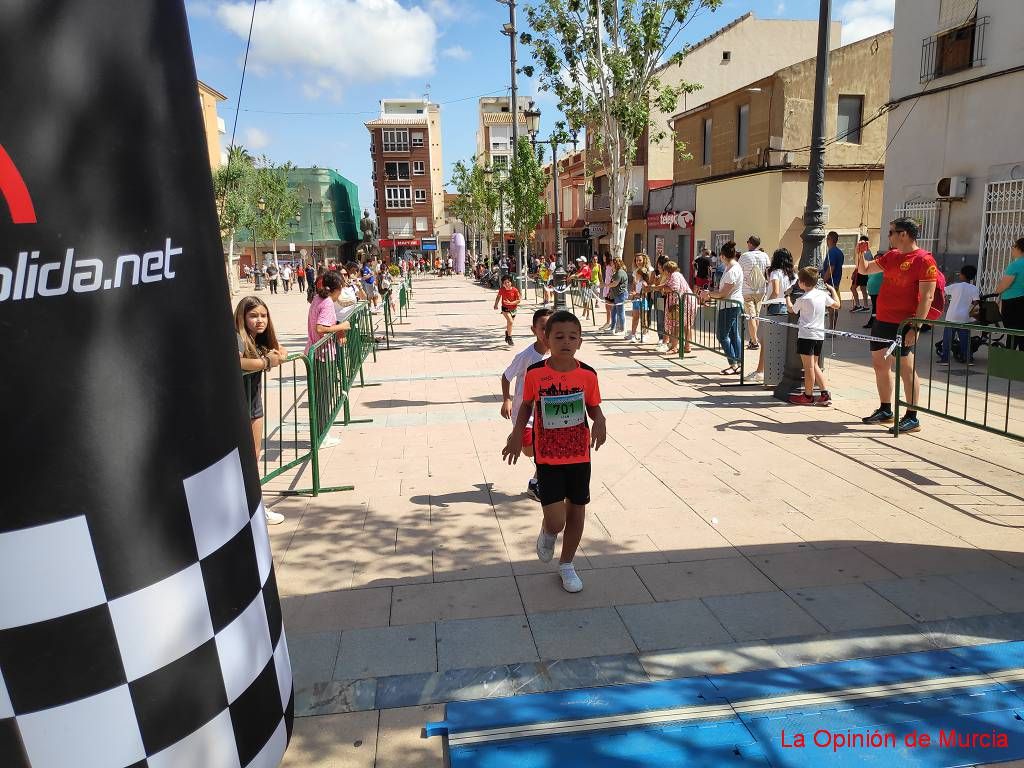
top-left (870, 320), bottom-right (915, 353)
top-left (796, 338), bottom-right (823, 356)
top-left (537, 462), bottom-right (591, 507)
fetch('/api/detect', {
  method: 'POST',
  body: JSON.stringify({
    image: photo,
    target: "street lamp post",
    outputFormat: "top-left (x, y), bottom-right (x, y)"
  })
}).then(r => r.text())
top-left (498, 0), bottom-right (521, 277)
top-left (525, 104), bottom-right (577, 312)
top-left (253, 196), bottom-right (266, 289)
top-left (773, 0), bottom-right (833, 401)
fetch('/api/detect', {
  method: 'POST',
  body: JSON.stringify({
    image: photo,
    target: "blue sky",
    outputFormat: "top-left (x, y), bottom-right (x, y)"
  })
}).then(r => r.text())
top-left (184, 0), bottom-right (894, 211)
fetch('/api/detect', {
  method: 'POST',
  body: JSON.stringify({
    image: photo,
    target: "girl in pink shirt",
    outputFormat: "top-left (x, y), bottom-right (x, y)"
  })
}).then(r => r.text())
top-left (306, 271), bottom-right (350, 354)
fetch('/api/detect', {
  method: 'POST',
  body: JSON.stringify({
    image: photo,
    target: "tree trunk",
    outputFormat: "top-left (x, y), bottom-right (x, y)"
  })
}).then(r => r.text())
top-left (226, 232), bottom-right (238, 294)
top-left (272, 240), bottom-right (279, 272)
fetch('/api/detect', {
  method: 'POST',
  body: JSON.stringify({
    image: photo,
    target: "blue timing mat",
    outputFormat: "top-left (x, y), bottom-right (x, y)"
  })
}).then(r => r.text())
top-left (426, 641), bottom-right (1024, 767)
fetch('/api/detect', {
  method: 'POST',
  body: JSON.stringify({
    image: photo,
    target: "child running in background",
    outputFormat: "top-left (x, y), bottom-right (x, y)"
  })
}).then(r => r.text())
top-left (625, 269), bottom-right (649, 342)
top-left (500, 308), bottom-right (553, 500)
top-left (786, 266), bottom-right (840, 406)
top-left (503, 311), bottom-right (607, 594)
top-left (235, 296), bottom-right (288, 525)
top-left (494, 275), bottom-right (521, 346)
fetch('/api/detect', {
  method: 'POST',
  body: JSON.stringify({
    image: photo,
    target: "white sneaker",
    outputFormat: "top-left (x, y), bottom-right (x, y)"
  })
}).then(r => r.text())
top-left (559, 562), bottom-right (584, 593)
top-left (656, 343), bottom-right (669, 353)
top-left (744, 371), bottom-right (764, 383)
top-left (536, 526), bottom-right (556, 562)
top-left (265, 510), bottom-right (285, 526)
top-left (636, 335), bottom-right (644, 344)
top-left (623, 332), bottom-right (634, 342)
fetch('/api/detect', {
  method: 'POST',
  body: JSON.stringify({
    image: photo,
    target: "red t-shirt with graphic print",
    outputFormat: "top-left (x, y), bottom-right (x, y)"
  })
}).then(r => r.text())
top-left (498, 286), bottom-right (521, 310)
top-left (875, 248), bottom-right (938, 324)
top-left (522, 360), bottom-right (602, 465)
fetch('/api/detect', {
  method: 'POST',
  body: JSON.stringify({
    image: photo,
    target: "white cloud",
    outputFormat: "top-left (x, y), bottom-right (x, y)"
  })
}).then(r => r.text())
top-left (244, 127), bottom-right (271, 150)
top-left (428, 0), bottom-right (458, 19)
top-left (216, 0), bottom-right (436, 84)
top-left (775, 2), bottom-right (786, 15)
top-left (186, 1), bottom-right (214, 18)
top-left (839, 0), bottom-right (895, 44)
top-left (442, 45), bottom-right (471, 61)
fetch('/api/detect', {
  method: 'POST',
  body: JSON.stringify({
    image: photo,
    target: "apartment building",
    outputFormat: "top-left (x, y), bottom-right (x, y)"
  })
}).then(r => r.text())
top-left (881, 0), bottom-right (1024, 290)
top-left (671, 32), bottom-right (892, 268)
top-left (365, 99), bottom-right (445, 260)
top-left (535, 148), bottom-right (589, 263)
top-left (591, 11), bottom-right (839, 267)
top-left (197, 80), bottom-right (227, 169)
top-left (475, 96), bottom-right (531, 172)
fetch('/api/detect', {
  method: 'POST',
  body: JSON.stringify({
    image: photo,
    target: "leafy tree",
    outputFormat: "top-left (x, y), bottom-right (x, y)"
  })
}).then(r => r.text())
top-left (252, 159), bottom-right (303, 272)
top-left (505, 136), bottom-right (549, 273)
top-left (522, 0), bottom-right (720, 261)
top-left (449, 158), bottom-right (499, 265)
top-left (213, 144), bottom-right (255, 291)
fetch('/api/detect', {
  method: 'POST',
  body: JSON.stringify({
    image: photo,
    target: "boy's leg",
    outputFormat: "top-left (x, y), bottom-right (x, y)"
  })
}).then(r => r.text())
top-left (800, 354), bottom-right (815, 395)
top-left (814, 357), bottom-right (829, 392)
top-left (560, 503), bottom-right (586, 564)
top-left (541, 501), bottom-right (566, 536)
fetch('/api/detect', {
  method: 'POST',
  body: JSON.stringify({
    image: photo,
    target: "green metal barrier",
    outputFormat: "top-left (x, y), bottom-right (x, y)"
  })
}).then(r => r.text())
top-left (894, 319), bottom-right (1024, 440)
top-left (678, 293), bottom-right (746, 383)
top-left (240, 303), bottom-right (378, 496)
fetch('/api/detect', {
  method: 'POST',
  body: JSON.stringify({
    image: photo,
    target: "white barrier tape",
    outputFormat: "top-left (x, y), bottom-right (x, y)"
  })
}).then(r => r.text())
top-left (744, 314), bottom-right (902, 359)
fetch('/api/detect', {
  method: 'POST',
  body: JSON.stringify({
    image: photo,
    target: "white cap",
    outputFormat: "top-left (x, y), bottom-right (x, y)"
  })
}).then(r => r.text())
top-left (576, 256), bottom-right (586, 262)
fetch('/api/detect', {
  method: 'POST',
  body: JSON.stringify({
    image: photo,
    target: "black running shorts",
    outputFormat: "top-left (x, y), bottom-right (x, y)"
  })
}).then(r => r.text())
top-left (536, 462), bottom-right (591, 507)
top-left (870, 320), bottom-right (915, 354)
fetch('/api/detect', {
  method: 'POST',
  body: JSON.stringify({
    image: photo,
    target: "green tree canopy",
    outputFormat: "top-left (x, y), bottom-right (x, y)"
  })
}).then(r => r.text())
top-left (522, 0), bottom-right (720, 261)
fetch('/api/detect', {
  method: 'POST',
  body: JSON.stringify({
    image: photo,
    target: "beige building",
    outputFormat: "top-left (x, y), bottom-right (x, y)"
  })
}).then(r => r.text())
top-left (475, 96), bottom-right (531, 172)
top-left (672, 31), bottom-right (892, 264)
top-left (881, 0), bottom-right (1024, 291)
top-left (589, 11), bottom-right (840, 265)
top-left (197, 80), bottom-right (227, 169)
top-left (365, 99), bottom-right (445, 258)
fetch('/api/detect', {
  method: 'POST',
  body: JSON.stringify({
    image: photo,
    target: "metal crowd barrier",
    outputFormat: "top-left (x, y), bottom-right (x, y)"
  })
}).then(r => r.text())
top-left (678, 293), bottom-right (746, 383)
top-left (240, 303), bottom-right (378, 496)
top-left (894, 319), bottom-right (1024, 440)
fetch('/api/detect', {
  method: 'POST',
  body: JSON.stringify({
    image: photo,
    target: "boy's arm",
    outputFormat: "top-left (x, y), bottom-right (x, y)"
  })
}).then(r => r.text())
top-left (826, 283), bottom-right (841, 308)
top-left (493, 291), bottom-right (500, 309)
top-left (587, 404), bottom-right (607, 450)
top-left (502, 399), bottom-right (534, 464)
top-left (500, 374), bottom-right (513, 419)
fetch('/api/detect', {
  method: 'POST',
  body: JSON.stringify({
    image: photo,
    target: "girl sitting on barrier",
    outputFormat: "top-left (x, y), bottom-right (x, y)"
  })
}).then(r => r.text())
top-left (235, 296), bottom-right (289, 525)
top-left (307, 271), bottom-right (351, 354)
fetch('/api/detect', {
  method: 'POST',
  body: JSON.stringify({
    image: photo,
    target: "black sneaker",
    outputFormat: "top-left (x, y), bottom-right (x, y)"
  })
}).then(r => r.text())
top-left (862, 408), bottom-right (894, 424)
top-left (526, 479), bottom-right (540, 502)
top-left (889, 415), bottom-right (921, 434)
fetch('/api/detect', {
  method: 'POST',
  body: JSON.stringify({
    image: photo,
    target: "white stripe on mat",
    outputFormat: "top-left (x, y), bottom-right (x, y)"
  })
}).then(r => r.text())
top-left (447, 666), bottom-right (1024, 747)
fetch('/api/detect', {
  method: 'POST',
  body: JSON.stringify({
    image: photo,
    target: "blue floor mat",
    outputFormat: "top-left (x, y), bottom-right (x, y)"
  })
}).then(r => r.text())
top-left (426, 640), bottom-right (1024, 767)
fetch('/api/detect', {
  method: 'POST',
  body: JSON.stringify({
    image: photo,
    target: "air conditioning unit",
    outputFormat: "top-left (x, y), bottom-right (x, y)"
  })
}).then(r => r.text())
top-left (936, 175), bottom-right (968, 199)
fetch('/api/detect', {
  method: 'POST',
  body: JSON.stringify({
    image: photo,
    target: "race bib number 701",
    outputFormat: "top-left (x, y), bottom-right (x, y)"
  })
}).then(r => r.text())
top-left (540, 391), bottom-right (586, 430)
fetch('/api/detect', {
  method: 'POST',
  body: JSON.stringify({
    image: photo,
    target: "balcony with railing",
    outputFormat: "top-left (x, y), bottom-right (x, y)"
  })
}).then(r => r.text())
top-left (592, 193), bottom-right (610, 211)
top-left (920, 16), bottom-right (988, 83)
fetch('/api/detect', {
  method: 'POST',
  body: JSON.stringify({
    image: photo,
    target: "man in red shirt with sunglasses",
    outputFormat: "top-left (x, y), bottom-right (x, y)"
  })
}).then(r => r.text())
top-left (856, 217), bottom-right (938, 434)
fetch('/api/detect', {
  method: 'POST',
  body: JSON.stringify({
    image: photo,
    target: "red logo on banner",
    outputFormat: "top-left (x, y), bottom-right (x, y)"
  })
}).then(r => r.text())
top-left (0, 145), bottom-right (37, 224)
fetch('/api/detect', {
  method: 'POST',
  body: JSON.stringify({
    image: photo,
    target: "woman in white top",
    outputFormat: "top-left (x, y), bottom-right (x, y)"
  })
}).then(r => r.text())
top-left (699, 241), bottom-right (745, 374)
top-left (745, 248), bottom-right (797, 383)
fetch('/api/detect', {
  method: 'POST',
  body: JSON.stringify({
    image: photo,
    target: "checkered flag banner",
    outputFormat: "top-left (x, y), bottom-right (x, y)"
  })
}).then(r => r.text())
top-left (0, 3), bottom-right (292, 766)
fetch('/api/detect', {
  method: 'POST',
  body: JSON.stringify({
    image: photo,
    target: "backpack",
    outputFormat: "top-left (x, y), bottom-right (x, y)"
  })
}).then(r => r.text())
top-left (746, 255), bottom-right (767, 295)
top-left (926, 261), bottom-right (946, 321)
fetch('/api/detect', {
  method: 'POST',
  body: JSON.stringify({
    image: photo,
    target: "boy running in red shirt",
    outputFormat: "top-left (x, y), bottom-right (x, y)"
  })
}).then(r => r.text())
top-left (503, 311), bottom-right (607, 593)
top-left (494, 276), bottom-right (521, 346)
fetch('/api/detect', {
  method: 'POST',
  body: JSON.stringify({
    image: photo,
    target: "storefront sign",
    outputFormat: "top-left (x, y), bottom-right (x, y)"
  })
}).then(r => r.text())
top-left (380, 238), bottom-right (420, 248)
top-left (587, 223), bottom-right (608, 237)
top-left (655, 236), bottom-right (665, 257)
top-left (647, 210), bottom-right (694, 229)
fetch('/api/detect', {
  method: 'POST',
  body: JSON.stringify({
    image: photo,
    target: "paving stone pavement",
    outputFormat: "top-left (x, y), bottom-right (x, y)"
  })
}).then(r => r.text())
top-left (245, 275), bottom-right (1024, 768)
